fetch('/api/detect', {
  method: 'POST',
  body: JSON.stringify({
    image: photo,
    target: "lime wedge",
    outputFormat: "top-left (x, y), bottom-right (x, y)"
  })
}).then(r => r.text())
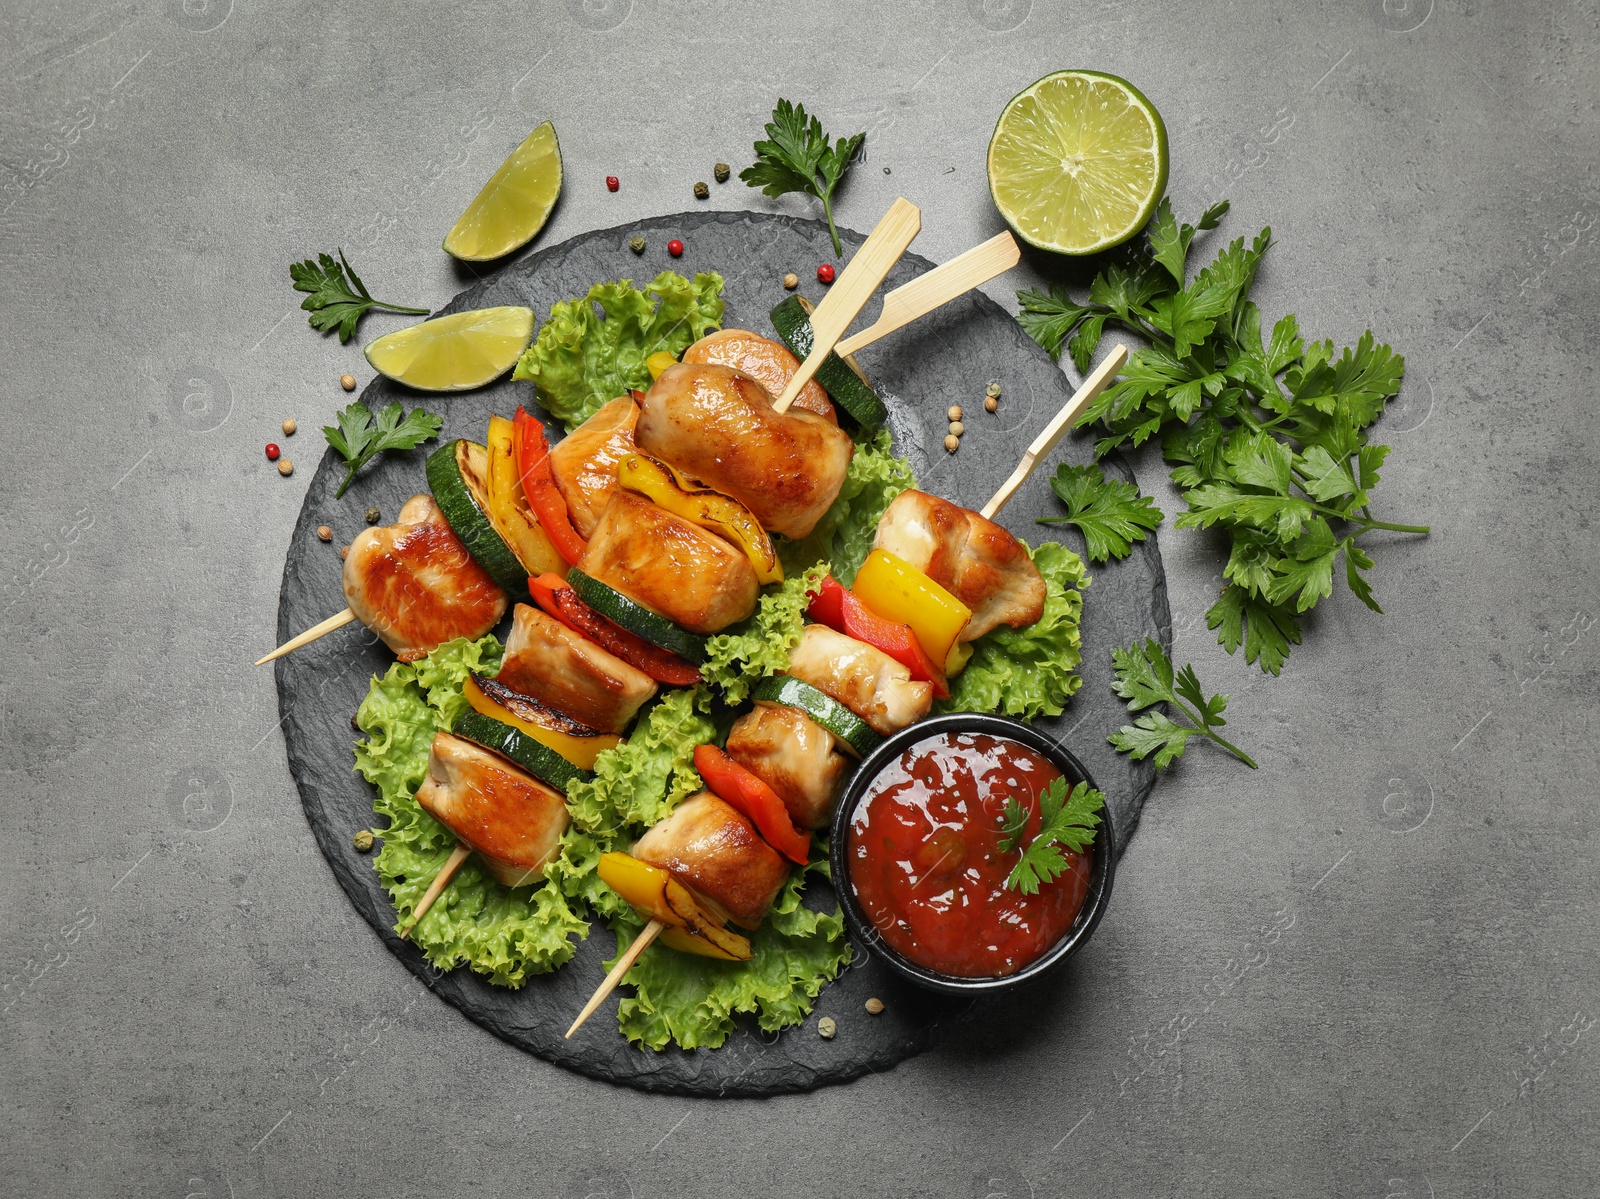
top-left (988, 70), bottom-right (1167, 256)
top-left (364, 307), bottom-right (535, 392)
top-left (442, 121), bottom-right (562, 262)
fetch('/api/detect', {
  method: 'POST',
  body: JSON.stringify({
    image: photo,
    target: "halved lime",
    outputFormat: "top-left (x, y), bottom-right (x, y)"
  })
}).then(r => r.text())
top-left (442, 121), bottom-right (562, 262)
top-left (364, 307), bottom-right (535, 391)
top-left (988, 70), bottom-right (1168, 256)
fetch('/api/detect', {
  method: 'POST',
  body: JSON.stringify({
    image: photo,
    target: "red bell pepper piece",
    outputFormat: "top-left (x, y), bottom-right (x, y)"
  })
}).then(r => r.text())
top-left (528, 573), bottom-right (702, 687)
top-left (513, 406), bottom-right (587, 567)
top-left (806, 574), bottom-right (949, 700)
top-left (693, 744), bottom-right (811, 865)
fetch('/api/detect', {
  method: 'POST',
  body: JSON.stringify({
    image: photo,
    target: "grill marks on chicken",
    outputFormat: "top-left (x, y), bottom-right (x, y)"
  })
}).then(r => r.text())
top-left (635, 363), bottom-right (855, 540)
top-left (342, 494), bottom-right (507, 662)
top-left (415, 732), bottom-right (570, 887)
top-left (496, 603), bottom-right (657, 734)
top-left (681, 329), bottom-right (837, 425)
top-left (787, 624), bottom-right (933, 735)
top-left (726, 704), bottom-right (852, 831)
top-left (548, 396), bottom-right (639, 539)
top-left (578, 491), bottom-right (759, 634)
top-left (873, 489), bottom-right (1046, 641)
top-left (632, 792), bottom-right (789, 929)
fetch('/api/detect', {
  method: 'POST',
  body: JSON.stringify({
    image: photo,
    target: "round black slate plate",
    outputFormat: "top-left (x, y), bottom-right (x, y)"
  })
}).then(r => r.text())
top-left (273, 209), bottom-right (1169, 1097)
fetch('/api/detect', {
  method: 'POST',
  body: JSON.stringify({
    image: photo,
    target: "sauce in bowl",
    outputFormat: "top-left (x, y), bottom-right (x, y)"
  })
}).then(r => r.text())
top-left (846, 731), bottom-right (1093, 979)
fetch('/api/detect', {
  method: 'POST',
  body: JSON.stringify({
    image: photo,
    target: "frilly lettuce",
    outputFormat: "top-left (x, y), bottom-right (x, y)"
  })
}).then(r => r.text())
top-left (701, 563), bottom-right (829, 705)
top-left (512, 271), bottom-right (725, 431)
top-left (779, 429), bottom-right (916, 584)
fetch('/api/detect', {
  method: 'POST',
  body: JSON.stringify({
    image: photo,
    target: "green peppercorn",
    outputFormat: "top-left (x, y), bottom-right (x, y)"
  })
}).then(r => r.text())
top-left (713, 162), bottom-right (731, 183)
top-left (629, 235), bottom-right (646, 254)
top-left (352, 829), bottom-right (375, 853)
top-left (365, 506), bottom-right (380, 525)
top-left (818, 1016), bottom-right (837, 1039)
top-left (693, 181), bottom-right (710, 200)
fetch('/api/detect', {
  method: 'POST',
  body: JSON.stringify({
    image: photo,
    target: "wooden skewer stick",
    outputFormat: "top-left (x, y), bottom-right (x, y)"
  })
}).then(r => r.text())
top-left (255, 606), bottom-right (358, 666)
top-left (399, 843), bottom-right (472, 940)
top-left (980, 344), bottom-right (1130, 521)
top-left (565, 919), bottom-right (665, 1039)
top-left (772, 197), bottom-right (922, 413)
top-left (833, 232), bottom-right (1021, 358)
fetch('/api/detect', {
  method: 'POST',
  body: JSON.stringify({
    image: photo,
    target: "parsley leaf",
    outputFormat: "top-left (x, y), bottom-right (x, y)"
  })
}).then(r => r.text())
top-left (739, 98), bottom-right (865, 256)
top-left (1016, 199), bottom-right (1429, 673)
top-left (290, 250), bottom-right (429, 343)
top-left (1037, 463), bottom-right (1164, 562)
top-left (1108, 638), bottom-right (1257, 769)
top-left (322, 401), bottom-right (443, 498)
top-left (998, 776), bottom-right (1105, 896)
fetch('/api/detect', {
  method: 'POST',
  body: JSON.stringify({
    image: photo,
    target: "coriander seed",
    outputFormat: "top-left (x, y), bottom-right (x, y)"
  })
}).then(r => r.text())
top-left (693, 181), bottom-right (709, 200)
top-left (713, 162), bottom-right (730, 183)
top-left (629, 235), bottom-right (646, 254)
top-left (947, 405), bottom-right (962, 422)
top-left (365, 506), bottom-right (381, 525)
top-left (316, 525), bottom-right (333, 542)
top-left (865, 997), bottom-right (885, 1015)
top-left (277, 458), bottom-right (294, 476)
top-left (281, 417), bottom-right (297, 436)
top-left (340, 373), bottom-right (357, 391)
top-left (985, 396), bottom-right (998, 413)
top-left (783, 272), bottom-right (799, 290)
top-left (352, 829), bottom-right (375, 853)
top-left (817, 1016), bottom-right (837, 1039)
top-left (339, 544), bottom-right (350, 560)
top-left (949, 420), bottom-right (965, 437)
top-left (944, 434), bottom-right (959, 453)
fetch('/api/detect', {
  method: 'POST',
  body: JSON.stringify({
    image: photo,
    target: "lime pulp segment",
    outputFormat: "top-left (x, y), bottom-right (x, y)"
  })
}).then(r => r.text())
top-left (443, 121), bottom-right (562, 262)
top-left (364, 307), bottom-right (536, 392)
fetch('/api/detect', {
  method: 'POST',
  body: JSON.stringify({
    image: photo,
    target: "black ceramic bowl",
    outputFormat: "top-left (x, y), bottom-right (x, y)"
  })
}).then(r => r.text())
top-left (829, 711), bottom-right (1116, 996)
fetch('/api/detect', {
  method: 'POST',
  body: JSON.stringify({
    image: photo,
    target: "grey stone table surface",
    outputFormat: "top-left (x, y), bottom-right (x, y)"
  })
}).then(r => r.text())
top-left (2, 1), bottom-right (1596, 1195)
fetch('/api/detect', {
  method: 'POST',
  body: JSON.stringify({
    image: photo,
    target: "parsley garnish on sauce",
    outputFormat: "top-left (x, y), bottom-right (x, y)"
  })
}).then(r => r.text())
top-left (997, 776), bottom-right (1104, 896)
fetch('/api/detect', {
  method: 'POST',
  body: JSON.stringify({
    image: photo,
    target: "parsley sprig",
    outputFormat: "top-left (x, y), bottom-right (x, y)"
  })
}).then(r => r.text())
top-left (997, 776), bottom-right (1104, 895)
top-left (322, 401), bottom-right (443, 498)
top-left (1038, 463), bottom-right (1164, 562)
top-left (1018, 198), bottom-right (1429, 674)
top-left (1108, 638), bottom-right (1257, 770)
top-left (291, 250), bottom-right (429, 343)
top-left (740, 98), bottom-right (865, 256)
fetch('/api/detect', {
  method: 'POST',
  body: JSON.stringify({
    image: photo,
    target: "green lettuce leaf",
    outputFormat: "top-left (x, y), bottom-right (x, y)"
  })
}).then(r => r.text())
top-left (779, 429), bottom-right (916, 584)
top-left (354, 636), bottom-right (588, 986)
top-left (939, 540), bottom-right (1091, 720)
top-left (613, 854), bottom-right (852, 1051)
top-left (511, 271), bottom-right (725, 430)
top-left (701, 563), bottom-right (828, 705)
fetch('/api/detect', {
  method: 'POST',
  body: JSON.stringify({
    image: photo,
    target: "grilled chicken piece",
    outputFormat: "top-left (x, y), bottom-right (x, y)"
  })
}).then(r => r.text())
top-left (726, 704), bottom-right (852, 830)
top-left (342, 494), bottom-right (507, 662)
top-left (635, 363), bottom-right (855, 540)
top-left (495, 604), bottom-right (657, 734)
top-left (632, 792), bottom-right (788, 929)
top-left (682, 329), bottom-right (836, 424)
top-left (786, 624), bottom-right (932, 735)
top-left (578, 491), bottom-right (758, 634)
top-left (414, 732), bottom-right (570, 887)
top-left (548, 396), bottom-right (638, 539)
top-left (873, 489), bottom-right (1047, 641)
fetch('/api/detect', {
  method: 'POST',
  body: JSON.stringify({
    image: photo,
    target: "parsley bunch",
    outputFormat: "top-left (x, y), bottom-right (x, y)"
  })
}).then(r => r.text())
top-left (322, 401), bottom-right (443, 498)
top-left (1019, 200), bottom-right (1429, 674)
top-left (740, 98), bottom-right (865, 256)
top-left (997, 776), bottom-right (1104, 895)
top-left (291, 250), bottom-right (429, 343)
top-left (1108, 639), bottom-right (1256, 770)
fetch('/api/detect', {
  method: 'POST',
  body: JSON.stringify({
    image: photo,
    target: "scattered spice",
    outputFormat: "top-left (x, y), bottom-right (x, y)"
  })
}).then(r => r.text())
top-left (713, 162), bottom-right (730, 183)
top-left (947, 405), bottom-right (963, 422)
top-left (986, 381), bottom-right (1002, 398)
top-left (949, 420), bottom-right (965, 437)
top-left (340, 373), bottom-right (357, 392)
top-left (944, 434), bottom-right (960, 453)
top-left (605, 175), bottom-right (620, 192)
top-left (350, 712), bottom-right (361, 731)
top-left (352, 829), bottom-right (375, 853)
top-left (865, 997), bottom-right (885, 1015)
top-left (693, 181), bottom-right (709, 200)
top-left (316, 525), bottom-right (333, 542)
top-left (817, 1016), bottom-right (837, 1039)
top-left (667, 239), bottom-right (684, 257)
top-left (985, 396), bottom-right (999, 413)
top-left (265, 443), bottom-right (281, 461)
top-left (629, 235), bottom-right (646, 254)
top-left (277, 458), bottom-right (294, 476)
top-left (782, 272), bottom-right (799, 290)
top-left (281, 417), bottom-right (297, 436)
top-left (817, 263), bottom-right (836, 284)
top-left (339, 544), bottom-right (350, 560)
top-left (365, 506), bottom-right (381, 525)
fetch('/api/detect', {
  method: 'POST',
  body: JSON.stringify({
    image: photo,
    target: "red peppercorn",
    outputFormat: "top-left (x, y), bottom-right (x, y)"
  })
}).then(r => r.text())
top-left (667, 239), bottom-right (684, 257)
top-left (606, 176), bottom-right (620, 192)
top-left (265, 443), bottom-right (281, 461)
top-left (817, 263), bottom-right (836, 284)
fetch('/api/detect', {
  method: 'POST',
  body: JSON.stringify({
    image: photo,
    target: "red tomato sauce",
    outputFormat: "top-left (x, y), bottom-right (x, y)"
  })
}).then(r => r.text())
top-left (847, 732), bottom-right (1092, 978)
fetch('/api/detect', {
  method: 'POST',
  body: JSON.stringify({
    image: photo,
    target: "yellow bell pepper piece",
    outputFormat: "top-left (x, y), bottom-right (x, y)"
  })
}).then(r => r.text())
top-left (852, 549), bottom-right (972, 668)
top-left (595, 853), bottom-right (753, 961)
top-left (645, 351), bottom-right (678, 380)
top-left (616, 451), bottom-right (783, 585)
top-left (464, 675), bottom-right (622, 770)
top-left (485, 415), bottom-right (566, 578)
